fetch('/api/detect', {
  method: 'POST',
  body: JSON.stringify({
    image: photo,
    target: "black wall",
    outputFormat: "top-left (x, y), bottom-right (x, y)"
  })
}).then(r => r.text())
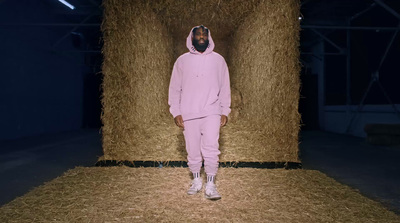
top-left (0, 0), bottom-right (96, 141)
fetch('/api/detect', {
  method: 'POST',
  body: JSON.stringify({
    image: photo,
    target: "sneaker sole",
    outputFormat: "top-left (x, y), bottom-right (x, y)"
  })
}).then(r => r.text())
top-left (187, 188), bottom-right (202, 195)
top-left (205, 195), bottom-right (221, 200)
top-left (187, 191), bottom-right (201, 195)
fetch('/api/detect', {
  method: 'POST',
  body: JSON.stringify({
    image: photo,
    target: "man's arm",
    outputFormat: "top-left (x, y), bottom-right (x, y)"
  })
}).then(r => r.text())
top-left (220, 61), bottom-right (231, 126)
top-left (168, 61), bottom-right (184, 128)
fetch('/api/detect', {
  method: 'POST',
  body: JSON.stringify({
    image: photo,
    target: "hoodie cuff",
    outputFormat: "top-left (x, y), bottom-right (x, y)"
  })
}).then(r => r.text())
top-left (221, 108), bottom-right (231, 117)
top-left (173, 113), bottom-right (181, 118)
top-left (169, 107), bottom-right (181, 118)
top-left (172, 111), bottom-right (181, 118)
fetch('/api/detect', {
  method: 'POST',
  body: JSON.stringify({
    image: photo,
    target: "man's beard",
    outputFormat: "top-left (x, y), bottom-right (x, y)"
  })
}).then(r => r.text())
top-left (192, 39), bottom-right (209, 52)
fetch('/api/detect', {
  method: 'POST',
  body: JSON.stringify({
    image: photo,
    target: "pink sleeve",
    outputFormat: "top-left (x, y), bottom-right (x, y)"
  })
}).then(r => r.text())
top-left (220, 61), bottom-right (231, 116)
top-left (168, 61), bottom-right (182, 118)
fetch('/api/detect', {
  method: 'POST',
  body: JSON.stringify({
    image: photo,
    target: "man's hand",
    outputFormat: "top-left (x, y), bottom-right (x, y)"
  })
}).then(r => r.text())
top-left (221, 115), bottom-right (228, 127)
top-left (174, 115), bottom-right (184, 129)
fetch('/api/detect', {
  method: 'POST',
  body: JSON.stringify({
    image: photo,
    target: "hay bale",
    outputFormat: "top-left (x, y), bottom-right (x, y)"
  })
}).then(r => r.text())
top-left (231, 87), bottom-right (243, 109)
top-left (228, 87), bottom-right (243, 122)
top-left (1, 167), bottom-right (399, 222)
top-left (101, 0), bottom-right (301, 162)
top-left (150, 0), bottom-right (260, 43)
top-left (101, 0), bottom-right (174, 159)
top-left (229, 0), bottom-right (301, 161)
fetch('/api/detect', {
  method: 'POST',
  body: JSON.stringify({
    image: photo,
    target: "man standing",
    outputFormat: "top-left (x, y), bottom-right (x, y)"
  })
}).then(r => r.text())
top-left (168, 25), bottom-right (231, 200)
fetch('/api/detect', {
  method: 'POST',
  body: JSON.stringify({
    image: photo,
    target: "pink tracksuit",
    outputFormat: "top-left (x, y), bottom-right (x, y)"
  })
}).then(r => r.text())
top-left (168, 26), bottom-right (231, 176)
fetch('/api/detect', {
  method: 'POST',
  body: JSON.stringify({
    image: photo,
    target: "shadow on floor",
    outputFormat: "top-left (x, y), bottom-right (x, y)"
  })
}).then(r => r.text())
top-left (300, 131), bottom-right (400, 214)
top-left (0, 129), bottom-right (102, 206)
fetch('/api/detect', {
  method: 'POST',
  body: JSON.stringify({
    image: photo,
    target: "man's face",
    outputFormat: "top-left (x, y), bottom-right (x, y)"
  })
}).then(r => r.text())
top-left (192, 27), bottom-right (209, 53)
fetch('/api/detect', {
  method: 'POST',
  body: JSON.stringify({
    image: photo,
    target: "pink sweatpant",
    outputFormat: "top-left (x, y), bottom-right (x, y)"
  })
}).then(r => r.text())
top-left (183, 115), bottom-right (221, 176)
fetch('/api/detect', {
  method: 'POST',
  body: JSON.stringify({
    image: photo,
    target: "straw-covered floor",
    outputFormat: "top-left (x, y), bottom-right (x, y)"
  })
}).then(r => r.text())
top-left (1, 167), bottom-right (398, 222)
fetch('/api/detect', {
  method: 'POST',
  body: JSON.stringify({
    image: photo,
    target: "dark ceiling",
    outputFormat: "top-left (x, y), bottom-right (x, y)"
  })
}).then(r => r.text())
top-left (301, 0), bottom-right (400, 48)
top-left (2, 0), bottom-right (400, 71)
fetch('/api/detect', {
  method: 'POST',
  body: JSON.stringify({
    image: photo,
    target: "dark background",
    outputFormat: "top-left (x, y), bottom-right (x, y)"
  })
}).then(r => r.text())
top-left (0, 0), bottom-right (102, 141)
top-left (300, 0), bottom-right (400, 130)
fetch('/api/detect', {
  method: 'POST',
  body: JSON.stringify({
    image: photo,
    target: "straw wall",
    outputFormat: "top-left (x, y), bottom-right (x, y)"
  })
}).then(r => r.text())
top-left (100, 0), bottom-right (301, 162)
top-left (101, 0), bottom-right (174, 159)
top-left (228, 0), bottom-right (301, 161)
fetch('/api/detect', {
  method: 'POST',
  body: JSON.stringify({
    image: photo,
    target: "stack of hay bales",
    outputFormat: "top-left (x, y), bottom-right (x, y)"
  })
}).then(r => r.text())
top-left (225, 0), bottom-right (300, 162)
top-left (101, 0), bottom-right (175, 160)
top-left (100, 0), bottom-right (301, 163)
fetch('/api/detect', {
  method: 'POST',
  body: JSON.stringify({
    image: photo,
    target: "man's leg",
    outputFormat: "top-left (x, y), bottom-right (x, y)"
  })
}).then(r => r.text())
top-left (201, 115), bottom-right (221, 176)
top-left (201, 115), bottom-right (222, 200)
top-left (183, 118), bottom-right (203, 194)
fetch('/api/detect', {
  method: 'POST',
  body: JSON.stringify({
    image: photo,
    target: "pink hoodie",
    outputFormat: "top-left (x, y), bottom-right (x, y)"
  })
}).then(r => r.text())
top-left (168, 26), bottom-right (231, 121)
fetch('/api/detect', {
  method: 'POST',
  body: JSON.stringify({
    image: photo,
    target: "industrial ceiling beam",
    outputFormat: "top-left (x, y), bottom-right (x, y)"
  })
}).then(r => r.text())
top-left (310, 29), bottom-right (344, 53)
top-left (52, 13), bottom-right (96, 48)
top-left (301, 52), bottom-right (344, 55)
top-left (301, 0), bottom-right (314, 7)
top-left (85, 0), bottom-right (102, 13)
top-left (54, 50), bottom-right (101, 53)
top-left (0, 23), bottom-right (100, 26)
top-left (302, 25), bottom-right (400, 31)
top-left (86, 0), bottom-right (101, 8)
top-left (374, 0), bottom-right (400, 20)
top-left (50, 8), bottom-right (102, 15)
top-left (377, 23), bottom-right (400, 72)
top-left (350, 3), bottom-right (376, 20)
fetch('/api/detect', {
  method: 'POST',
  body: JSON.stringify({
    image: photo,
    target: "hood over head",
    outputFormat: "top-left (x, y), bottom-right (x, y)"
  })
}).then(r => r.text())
top-left (186, 25), bottom-right (215, 55)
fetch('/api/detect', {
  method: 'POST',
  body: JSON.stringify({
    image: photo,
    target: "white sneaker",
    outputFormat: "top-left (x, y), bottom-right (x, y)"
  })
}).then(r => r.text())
top-left (204, 182), bottom-right (221, 200)
top-left (187, 178), bottom-right (202, 195)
